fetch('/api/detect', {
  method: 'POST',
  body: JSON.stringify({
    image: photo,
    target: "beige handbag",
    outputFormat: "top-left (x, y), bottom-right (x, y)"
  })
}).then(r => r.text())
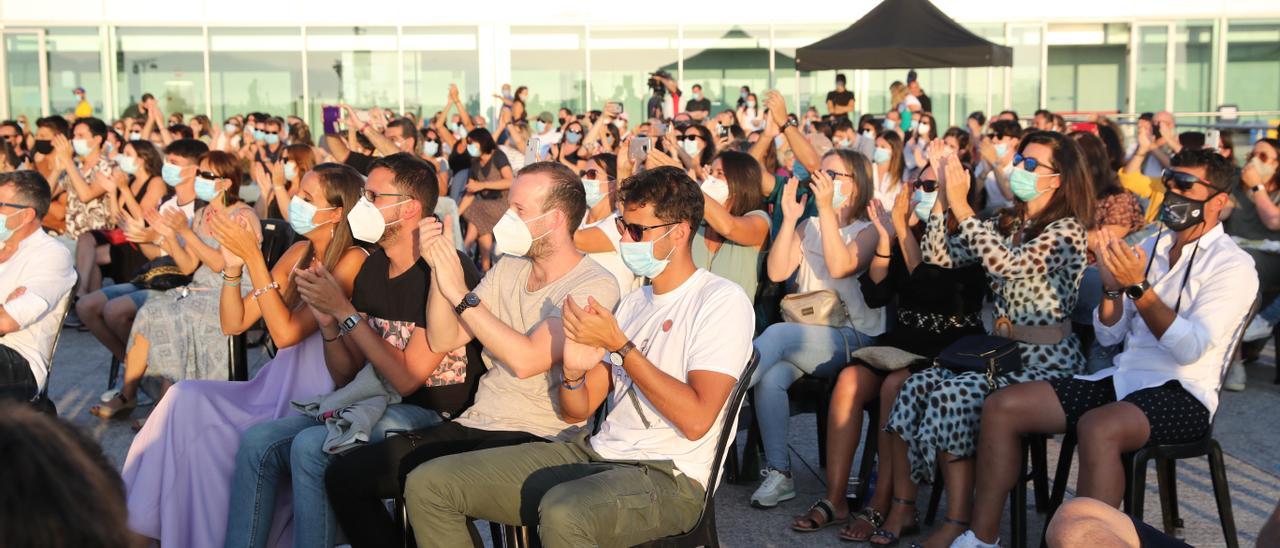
top-left (779, 289), bottom-right (849, 328)
top-left (850, 346), bottom-right (925, 372)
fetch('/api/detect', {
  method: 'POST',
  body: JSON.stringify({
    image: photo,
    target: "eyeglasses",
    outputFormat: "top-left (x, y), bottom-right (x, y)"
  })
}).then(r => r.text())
top-left (364, 190), bottom-right (410, 202)
top-left (1161, 169), bottom-right (1219, 194)
top-left (1013, 154), bottom-right (1058, 174)
top-left (0, 201), bottom-right (30, 211)
top-left (823, 169), bottom-right (851, 179)
top-left (615, 217), bottom-right (678, 242)
top-left (913, 179), bottom-right (938, 192)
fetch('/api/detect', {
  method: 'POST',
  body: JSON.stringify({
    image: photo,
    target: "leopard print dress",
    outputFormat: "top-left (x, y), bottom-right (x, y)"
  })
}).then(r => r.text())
top-left (885, 213), bottom-right (1087, 483)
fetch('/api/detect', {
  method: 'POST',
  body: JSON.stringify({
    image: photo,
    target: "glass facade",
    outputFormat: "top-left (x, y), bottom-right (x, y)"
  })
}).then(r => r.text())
top-left (0, 20), bottom-right (1276, 134)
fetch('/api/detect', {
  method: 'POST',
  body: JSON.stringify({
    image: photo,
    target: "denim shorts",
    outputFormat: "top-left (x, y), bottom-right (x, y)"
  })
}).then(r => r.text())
top-left (100, 283), bottom-right (159, 309)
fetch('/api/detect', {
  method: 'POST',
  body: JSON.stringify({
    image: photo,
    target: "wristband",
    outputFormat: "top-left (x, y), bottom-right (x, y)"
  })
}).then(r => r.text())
top-left (875, 251), bottom-right (891, 259)
top-left (561, 372), bottom-right (587, 390)
top-left (251, 281), bottom-right (279, 299)
top-left (322, 332), bottom-right (340, 343)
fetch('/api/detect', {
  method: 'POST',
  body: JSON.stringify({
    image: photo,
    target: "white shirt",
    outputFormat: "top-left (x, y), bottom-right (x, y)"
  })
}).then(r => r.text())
top-left (580, 211), bottom-right (637, 294)
top-left (0, 229), bottom-right (75, 391)
top-left (590, 269), bottom-right (755, 489)
top-left (797, 218), bottom-right (886, 337)
top-left (1081, 225), bottom-right (1257, 419)
top-left (159, 196), bottom-right (196, 220)
top-left (873, 172), bottom-right (905, 211)
top-left (983, 167), bottom-right (1013, 211)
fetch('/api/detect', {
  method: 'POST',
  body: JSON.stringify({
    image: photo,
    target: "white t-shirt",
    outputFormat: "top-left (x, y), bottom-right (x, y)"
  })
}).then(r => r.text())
top-left (0, 229), bottom-right (75, 391)
top-left (580, 212), bottom-right (637, 294)
top-left (159, 196), bottom-right (197, 221)
top-left (983, 167), bottom-right (1013, 211)
top-left (873, 172), bottom-right (904, 210)
top-left (590, 269), bottom-right (755, 489)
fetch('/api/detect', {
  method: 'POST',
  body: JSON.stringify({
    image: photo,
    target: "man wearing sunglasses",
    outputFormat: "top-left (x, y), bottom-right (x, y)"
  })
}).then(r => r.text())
top-left (406, 166), bottom-right (755, 548)
top-left (959, 150), bottom-right (1256, 548)
top-left (0, 170), bottom-right (75, 402)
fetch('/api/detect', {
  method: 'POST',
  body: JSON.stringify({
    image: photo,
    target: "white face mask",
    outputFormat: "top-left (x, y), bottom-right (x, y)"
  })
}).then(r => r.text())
top-left (700, 176), bottom-right (730, 206)
top-left (346, 196), bottom-right (407, 244)
top-left (1250, 157), bottom-right (1277, 181)
top-left (493, 209), bottom-right (555, 257)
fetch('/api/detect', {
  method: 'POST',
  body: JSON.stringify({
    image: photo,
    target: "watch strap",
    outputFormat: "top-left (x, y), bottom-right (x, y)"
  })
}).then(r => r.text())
top-left (613, 340), bottom-right (636, 361)
top-left (454, 292), bottom-right (480, 315)
top-left (338, 312), bottom-right (361, 335)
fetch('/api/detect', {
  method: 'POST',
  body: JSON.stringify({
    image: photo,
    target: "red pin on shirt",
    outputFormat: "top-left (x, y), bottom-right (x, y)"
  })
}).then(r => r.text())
top-left (662, 319), bottom-right (673, 332)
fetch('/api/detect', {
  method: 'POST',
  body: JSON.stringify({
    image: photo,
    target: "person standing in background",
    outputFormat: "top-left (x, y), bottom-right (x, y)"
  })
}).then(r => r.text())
top-left (73, 87), bottom-right (94, 120)
top-left (826, 74), bottom-right (855, 121)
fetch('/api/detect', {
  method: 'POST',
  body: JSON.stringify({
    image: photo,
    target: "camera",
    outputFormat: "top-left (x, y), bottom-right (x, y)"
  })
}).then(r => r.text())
top-left (647, 77), bottom-right (664, 94)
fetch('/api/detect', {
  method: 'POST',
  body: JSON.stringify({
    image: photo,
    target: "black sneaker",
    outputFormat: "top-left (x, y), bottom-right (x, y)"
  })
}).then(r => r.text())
top-left (63, 310), bottom-right (83, 329)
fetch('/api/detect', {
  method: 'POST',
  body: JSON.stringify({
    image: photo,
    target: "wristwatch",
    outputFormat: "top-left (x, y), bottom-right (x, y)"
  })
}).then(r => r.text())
top-left (1251, 184), bottom-right (1267, 195)
top-left (1124, 280), bottom-right (1151, 301)
top-left (783, 117), bottom-right (799, 130)
top-left (337, 312), bottom-right (361, 336)
top-left (608, 340), bottom-right (637, 366)
top-left (454, 292), bottom-right (481, 315)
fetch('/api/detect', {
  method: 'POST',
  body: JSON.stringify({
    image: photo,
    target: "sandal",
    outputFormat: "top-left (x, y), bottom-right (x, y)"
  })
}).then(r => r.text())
top-left (89, 393), bottom-right (136, 420)
top-left (865, 498), bottom-right (920, 546)
top-left (837, 505), bottom-right (884, 541)
top-left (791, 499), bottom-right (845, 532)
top-left (906, 518), bottom-right (970, 548)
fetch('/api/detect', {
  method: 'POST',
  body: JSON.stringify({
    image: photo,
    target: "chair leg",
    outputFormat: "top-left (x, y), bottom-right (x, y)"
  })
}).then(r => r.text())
top-left (1040, 434), bottom-right (1076, 548)
top-left (488, 522), bottom-right (504, 548)
top-left (816, 388), bottom-right (831, 469)
top-left (739, 397), bottom-right (762, 484)
top-left (854, 406), bottom-right (879, 510)
top-left (1155, 458), bottom-right (1178, 535)
top-left (1125, 452), bottom-right (1148, 523)
top-left (107, 358), bottom-right (120, 390)
top-left (1207, 441), bottom-right (1240, 548)
top-left (925, 464), bottom-right (944, 526)
top-left (1031, 435), bottom-right (1049, 513)
top-left (1010, 439), bottom-right (1029, 548)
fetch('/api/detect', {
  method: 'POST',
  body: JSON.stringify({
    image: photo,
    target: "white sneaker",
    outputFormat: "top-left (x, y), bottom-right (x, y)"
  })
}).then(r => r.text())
top-left (1224, 360), bottom-right (1247, 392)
top-left (1244, 316), bottom-right (1274, 343)
top-left (950, 530), bottom-right (1001, 548)
top-left (749, 468), bottom-right (795, 509)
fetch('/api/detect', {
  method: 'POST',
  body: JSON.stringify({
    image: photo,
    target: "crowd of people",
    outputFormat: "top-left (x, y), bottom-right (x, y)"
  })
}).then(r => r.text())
top-left (0, 66), bottom-right (1276, 548)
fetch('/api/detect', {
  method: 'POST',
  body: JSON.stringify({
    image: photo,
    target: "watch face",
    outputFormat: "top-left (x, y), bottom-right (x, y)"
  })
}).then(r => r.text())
top-left (1125, 285), bottom-right (1144, 299)
top-left (609, 352), bottom-right (623, 366)
top-left (463, 293), bottom-right (481, 307)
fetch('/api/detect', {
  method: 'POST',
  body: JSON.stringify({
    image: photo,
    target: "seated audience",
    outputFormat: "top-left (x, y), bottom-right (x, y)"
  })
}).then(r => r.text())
top-left (572, 153), bottom-right (637, 292)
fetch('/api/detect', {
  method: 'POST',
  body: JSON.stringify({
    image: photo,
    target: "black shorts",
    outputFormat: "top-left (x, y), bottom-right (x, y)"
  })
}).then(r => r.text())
top-left (1132, 515), bottom-right (1192, 548)
top-left (1048, 376), bottom-right (1211, 446)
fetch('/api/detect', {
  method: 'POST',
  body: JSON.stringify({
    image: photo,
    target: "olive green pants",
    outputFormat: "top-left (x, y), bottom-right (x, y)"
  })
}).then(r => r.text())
top-left (404, 433), bottom-right (706, 548)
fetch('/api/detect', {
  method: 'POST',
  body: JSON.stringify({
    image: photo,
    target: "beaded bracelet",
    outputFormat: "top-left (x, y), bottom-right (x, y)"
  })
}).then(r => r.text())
top-left (561, 372), bottom-right (587, 390)
top-left (251, 281), bottom-right (280, 299)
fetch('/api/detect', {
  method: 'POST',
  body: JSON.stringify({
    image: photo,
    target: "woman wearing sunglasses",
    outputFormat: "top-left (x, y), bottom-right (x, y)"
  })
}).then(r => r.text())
top-left (1225, 137), bottom-right (1280, 387)
top-left (791, 158), bottom-right (988, 543)
top-left (748, 150), bottom-right (887, 511)
top-left (884, 131), bottom-right (1093, 548)
top-left (92, 150), bottom-right (262, 420)
top-left (572, 153), bottom-right (635, 292)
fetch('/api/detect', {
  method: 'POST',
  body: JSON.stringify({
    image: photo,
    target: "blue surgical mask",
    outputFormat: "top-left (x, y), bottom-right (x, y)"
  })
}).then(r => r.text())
top-left (831, 179), bottom-right (848, 209)
top-left (565, 131), bottom-right (582, 145)
top-left (836, 138), bottom-right (853, 149)
top-left (1010, 168), bottom-right (1047, 202)
top-left (264, 134), bottom-right (280, 146)
top-left (747, 100), bottom-right (757, 108)
top-left (287, 195), bottom-right (336, 235)
top-left (882, 119), bottom-right (895, 131)
top-left (773, 135), bottom-right (785, 148)
top-left (284, 162), bottom-right (298, 181)
top-left (681, 139), bottom-right (700, 156)
top-left (73, 139), bottom-right (92, 157)
top-left (913, 189), bottom-right (937, 222)
top-left (225, 123), bottom-right (238, 134)
top-left (792, 159), bottom-right (811, 182)
top-left (994, 143), bottom-right (1009, 159)
top-left (116, 155), bottom-right (138, 175)
top-left (422, 141), bottom-right (440, 157)
top-left (582, 179), bottom-right (606, 208)
top-left (253, 129), bottom-right (266, 141)
top-left (873, 148), bottom-right (891, 164)
top-left (467, 143), bottom-right (481, 157)
top-left (162, 162), bottom-right (183, 186)
top-left (194, 176), bottom-right (220, 201)
top-left (0, 208), bottom-right (28, 244)
top-left (619, 226), bottom-right (676, 278)
top-left (535, 120), bottom-right (547, 133)
top-left (862, 129), bottom-right (874, 140)
top-left (129, 131), bottom-right (142, 141)
top-left (739, 91), bottom-right (748, 100)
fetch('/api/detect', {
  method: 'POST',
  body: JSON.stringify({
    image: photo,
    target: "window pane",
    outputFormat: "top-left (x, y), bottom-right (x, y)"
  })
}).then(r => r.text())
top-left (4, 33), bottom-right (43, 121)
top-left (1010, 25), bottom-right (1043, 117)
top-left (114, 27), bottom-right (206, 119)
top-left (1225, 20), bottom-right (1280, 113)
top-left (956, 25), bottom-right (1006, 128)
top-left (209, 27), bottom-right (302, 125)
top-left (306, 26), bottom-right (398, 133)
top-left (48, 28), bottom-right (104, 117)
top-left (1173, 22), bottom-right (1215, 116)
top-left (402, 27), bottom-right (479, 122)
top-left (1046, 23), bottom-right (1128, 115)
top-left (681, 26), bottom-right (771, 117)
top-left (588, 26), bottom-right (676, 121)
top-left (1134, 25), bottom-right (1168, 114)
top-left (772, 24), bottom-right (845, 117)
top-left (512, 26), bottom-right (585, 115)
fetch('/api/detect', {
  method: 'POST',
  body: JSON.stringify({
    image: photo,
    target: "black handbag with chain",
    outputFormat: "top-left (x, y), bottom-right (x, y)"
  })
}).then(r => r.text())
top-left (935, 335), bottom-right (1023, 391)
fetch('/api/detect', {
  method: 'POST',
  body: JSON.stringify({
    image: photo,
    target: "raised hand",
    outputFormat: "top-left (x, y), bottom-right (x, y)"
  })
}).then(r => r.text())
top-left (943, 155), bottom-right (972, 215)
top-left (810, 168), bottom-right (836, 211)
top-left (209, 211), bottom-right (262, 265)
top-left (891, 182), bottom-right (913, 232)
top-left (867, 198), bottom-right (896, 241)
top-left (562, 296), bottom-right (624, 352)
top-left (765, 91), bottom-right (788, 128)
top-left (779, 177), bottom-right (806, 222)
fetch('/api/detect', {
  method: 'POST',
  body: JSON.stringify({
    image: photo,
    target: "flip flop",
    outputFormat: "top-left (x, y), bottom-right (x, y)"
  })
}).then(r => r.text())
top-left (791, 499), bottom-right (844, 532)
top-left (89, 393), bottom-right (136, 420)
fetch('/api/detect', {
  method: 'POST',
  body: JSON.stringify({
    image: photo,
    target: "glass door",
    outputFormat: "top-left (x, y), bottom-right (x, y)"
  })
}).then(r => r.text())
top-left (0, 29), bottom-right (49, 121)
top-left (1132, 23), bottom-right (1172, 114)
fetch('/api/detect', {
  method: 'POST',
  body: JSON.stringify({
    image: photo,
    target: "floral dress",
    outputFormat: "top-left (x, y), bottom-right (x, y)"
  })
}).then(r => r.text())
top-left (885, 213), bottom-right (1087, 483)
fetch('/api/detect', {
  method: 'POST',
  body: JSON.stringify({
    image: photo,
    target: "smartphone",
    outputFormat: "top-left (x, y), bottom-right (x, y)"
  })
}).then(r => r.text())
top-left (1205, 129), bottom-right (1221, 150)
top-left (525, 135), bottom-right (541, 162)
top-left (796, 178), bottom-right (813, 202)
top-left (629, 136), bottom-right (649, 160)
top-left (322, 106), bottom-right (341, 135)
top-left (606, 102), bottom-right (623, 116)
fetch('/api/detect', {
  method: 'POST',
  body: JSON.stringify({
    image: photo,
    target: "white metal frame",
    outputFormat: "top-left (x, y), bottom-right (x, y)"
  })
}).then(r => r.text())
top-left (0, 28), bottom-right (50, 120)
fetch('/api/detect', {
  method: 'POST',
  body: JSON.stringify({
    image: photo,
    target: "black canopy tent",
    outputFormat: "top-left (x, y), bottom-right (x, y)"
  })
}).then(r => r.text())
top-left (795, 0), bottom-right (1013, 71)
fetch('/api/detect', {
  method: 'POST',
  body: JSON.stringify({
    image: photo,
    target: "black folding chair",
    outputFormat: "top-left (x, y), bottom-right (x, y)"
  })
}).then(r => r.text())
top-left (1037, 299), bottom-right (1256, 548)
top-left (31, 280), bottom-right (76, 416)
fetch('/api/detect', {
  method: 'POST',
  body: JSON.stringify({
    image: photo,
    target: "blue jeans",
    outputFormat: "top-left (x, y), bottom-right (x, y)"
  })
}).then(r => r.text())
top-left (225, 404), bottom-right (442, 548)
top-left (749, 322), bottom-right (873, 472)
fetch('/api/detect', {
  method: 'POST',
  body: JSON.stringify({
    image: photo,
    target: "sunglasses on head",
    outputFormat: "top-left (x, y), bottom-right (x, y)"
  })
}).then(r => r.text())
top-left (1161, 169), bottom-right (1218, 194)
top-left (615, 217), bottom-right (678, 242)
top-left (913, 179), bottom-right (938, 192)
top-left (1013, 154), bottom-right (1057, 174)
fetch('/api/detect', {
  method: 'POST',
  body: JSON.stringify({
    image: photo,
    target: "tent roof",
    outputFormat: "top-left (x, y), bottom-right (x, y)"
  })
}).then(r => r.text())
top-left (659, 28), bottom-right (794, 73)
top-left (795, 0), bottom-right (1012, 71)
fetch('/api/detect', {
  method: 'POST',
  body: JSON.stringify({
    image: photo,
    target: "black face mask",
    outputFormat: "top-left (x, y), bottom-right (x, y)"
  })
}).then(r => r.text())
top-left (1160, 191), bottom-right (1214, 232)
top-left (33, 140), bottom-right (54, 155)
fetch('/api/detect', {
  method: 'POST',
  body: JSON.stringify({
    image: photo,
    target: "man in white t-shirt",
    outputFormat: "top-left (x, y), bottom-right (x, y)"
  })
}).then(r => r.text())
top-left (406, 166), bottom-right (755, 547)
top-left (0, 171), bottom-right (75, 402)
